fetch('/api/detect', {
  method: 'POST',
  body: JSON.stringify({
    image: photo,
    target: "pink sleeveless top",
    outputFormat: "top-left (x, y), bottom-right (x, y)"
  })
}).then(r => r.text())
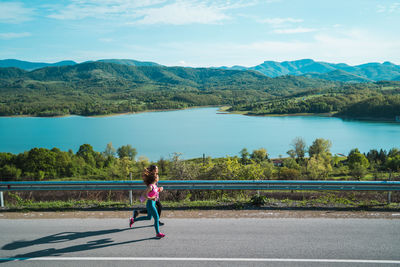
top-left (147, 184), bottom-right (159, 200)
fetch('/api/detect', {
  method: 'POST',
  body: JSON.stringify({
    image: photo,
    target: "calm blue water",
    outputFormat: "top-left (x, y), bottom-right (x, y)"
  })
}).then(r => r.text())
top-left (0, 107), bottom-right (399, 160)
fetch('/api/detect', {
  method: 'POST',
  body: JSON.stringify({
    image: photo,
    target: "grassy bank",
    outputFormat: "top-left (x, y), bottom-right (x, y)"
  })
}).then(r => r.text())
top-left (2, 190), bottom-right (399, 212)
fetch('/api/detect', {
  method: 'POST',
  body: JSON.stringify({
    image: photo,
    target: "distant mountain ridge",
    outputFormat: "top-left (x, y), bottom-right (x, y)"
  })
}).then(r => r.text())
top-left (1, 58), bottom-right (400, 82)
top-left (0, 59), bottom-right (77, 71)
top-left (0, 61), bottom-right (339, 95)
top-left (0, 59), bottom-right (160, 71)
top-left (95, 59), bottom-right (161, 67)
top-left (220, 59), bottom-right (400, 82)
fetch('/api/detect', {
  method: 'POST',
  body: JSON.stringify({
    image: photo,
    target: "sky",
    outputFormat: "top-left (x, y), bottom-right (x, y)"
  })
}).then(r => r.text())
top-left (0, 0), bottom-right (399, 67)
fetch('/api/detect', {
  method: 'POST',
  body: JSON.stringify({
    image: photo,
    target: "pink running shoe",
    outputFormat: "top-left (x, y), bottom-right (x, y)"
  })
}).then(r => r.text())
top-left (129, 217), bottom-right (134, 228)
top-left (156, 233), bottom-right (165, 238)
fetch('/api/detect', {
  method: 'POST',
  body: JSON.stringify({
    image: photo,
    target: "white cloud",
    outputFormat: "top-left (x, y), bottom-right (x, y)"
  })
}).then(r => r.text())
top-left (58, 27), bottom-right (400, 67)
top-left (376, 2), bottom-right (400, 13)
top-left (310, 29), bottom-right (400, 64)
top-left (135, 1), bottom-right (230, 25)
top-left (47, 0), bottom-right (255, 25)
top-left (0, 32), bottom-right (31, 39)
top-left (178, 60), bottom-right (187, 66)
top-left (258, 17), bottom-right (303, 26)
top-left (0, 2), bottom-right (34, 23)
top-left (48, 0), bottom-right (166, 20)
top-left (389, 2), bottom-right (400, 12)
top-left (216, 0), bottom-right (259, 10)
top-left (273, 27), bottom-right (316, 34)
top-left (248, 29), bottom-right (400, 65)
top-left (377, 5), bottom-right (386, 13)
top-left (147, 28), bottom-right (400, 67)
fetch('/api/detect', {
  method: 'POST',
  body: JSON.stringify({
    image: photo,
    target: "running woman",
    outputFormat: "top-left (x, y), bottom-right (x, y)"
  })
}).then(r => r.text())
top-left (133, 165), bottom-right (164, 226)
top-left (129, 165), bottom-right (165, 238)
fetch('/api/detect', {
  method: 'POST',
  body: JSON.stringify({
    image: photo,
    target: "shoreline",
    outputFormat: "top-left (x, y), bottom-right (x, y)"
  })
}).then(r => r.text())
top-left (1, 209), bottom-right (400, 219)
top-left (1, 106), bottom-right (397, 123)
top-left (2, 105), bottom-right (226, 119)
top-left (246, 112), bottom-right (333, 118)
top-left (219, 108), bottom-right (398, 122)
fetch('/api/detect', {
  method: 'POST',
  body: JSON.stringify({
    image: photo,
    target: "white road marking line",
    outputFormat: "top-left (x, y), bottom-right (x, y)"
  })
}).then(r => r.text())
top-left (1, 257), bottom-right (400, 264)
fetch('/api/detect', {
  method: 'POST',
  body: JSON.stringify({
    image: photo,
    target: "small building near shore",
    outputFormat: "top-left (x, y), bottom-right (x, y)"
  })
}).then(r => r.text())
top-left (272, 159), bottom-right (283, 167)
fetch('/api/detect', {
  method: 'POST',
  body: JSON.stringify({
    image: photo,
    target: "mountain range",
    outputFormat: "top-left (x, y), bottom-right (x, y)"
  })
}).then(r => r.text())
top-left (0, 60), bottom-right (345, 117)
top-left (0, 61), bottom-right (339, 95)
top-left (0, 59), bottom-right (77, 71)
top-left (0, 59), bottom-right (160, 71)
top-left (1, 59), bottom-right (399, 118)
top-left (219, 59), bottom-right (400, 82)
top-left (1, 58), bottom-right (400, 82)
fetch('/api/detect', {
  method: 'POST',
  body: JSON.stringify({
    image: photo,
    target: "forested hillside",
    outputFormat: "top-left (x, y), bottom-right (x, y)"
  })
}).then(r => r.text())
top-left (229, 82), bottom-right (400, 120)
top-left (0, 62), bottom-right (338, 116)
top-left (1, 62), bottom-right (399, 120)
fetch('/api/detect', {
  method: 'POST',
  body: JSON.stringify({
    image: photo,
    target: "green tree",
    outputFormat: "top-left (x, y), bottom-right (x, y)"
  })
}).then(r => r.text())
top-left (350, 163), bottom-right (368, 180)
top-left (240, 148), bottom-right (250, 165)
top-left (386, 154), bottom-right (400, 172)
top-left (291, 137), bottom-right (307, 160)
top-left (103, 142), bottom-right (116, 157)
top-left (53, 149), bottom-right (73, 177)
top-left (388, 148), bottom-right (400, 158)
top-left (76, 144), bottom-right (96, 167)
top-left (157, 157), bottom-right (168, 175)
top-left (0, 152), bottom-right (14, 167)
top-left (283, 158), bottom-right (300, 170)
top-left (206, 157), bottom-right (242, 180)
top-left (307, 156), bottom-right (325, 180)
top-left (23, 148), bottom-right (58, 179)
top-left (0, 164), bottom-right (22, 180)
top-left (308, 138), bottom-right (332, 157)
top-left (287, 149), bottom-right (296, 159)
top-left (280, 167), bottom-right (300, 180)
top-left (169, 153), bottom-right (199, 180)
top-left (117, 145), bottom-right (137, 161)
top-left (260, 161), bottom-right (275, 179)
top-left (378, 149), bottom-right (388, 164)
top-left (250, 148), bottom-right (268, 163)
top-left (238, 163), bottom-right (264, 180)
top-left (347, 148), bottom-right (369, 179)
top-left (307, 154), bottom-right (332, 180)
top-left (366, 149), bottom-right (380, 164)
top-left (118, 157), bottom-right (135, 179)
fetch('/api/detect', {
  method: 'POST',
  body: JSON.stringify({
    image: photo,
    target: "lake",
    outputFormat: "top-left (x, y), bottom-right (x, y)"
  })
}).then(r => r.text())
top-left (0, 107), bottom-right (399, 161)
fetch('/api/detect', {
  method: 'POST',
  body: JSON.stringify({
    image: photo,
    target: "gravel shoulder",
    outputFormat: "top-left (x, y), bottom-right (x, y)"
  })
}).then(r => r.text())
top-left (1, 209), bottom-right (400, 219)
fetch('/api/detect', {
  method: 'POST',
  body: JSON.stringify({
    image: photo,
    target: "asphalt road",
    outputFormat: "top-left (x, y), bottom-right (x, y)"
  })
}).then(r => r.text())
top-left (0, 217), bottom-right (399, 266)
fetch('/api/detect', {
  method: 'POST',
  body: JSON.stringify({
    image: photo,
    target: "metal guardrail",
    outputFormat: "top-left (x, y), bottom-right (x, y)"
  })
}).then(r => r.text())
top-left (1, 180), bottom-right (400, 191)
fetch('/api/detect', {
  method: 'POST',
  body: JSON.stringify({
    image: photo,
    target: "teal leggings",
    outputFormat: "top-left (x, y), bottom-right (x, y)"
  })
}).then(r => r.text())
top-left (134, 200), bottom-right (160, 234)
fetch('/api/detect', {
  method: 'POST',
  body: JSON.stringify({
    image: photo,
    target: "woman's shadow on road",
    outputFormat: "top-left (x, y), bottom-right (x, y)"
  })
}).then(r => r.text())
top-left (1, 225), bottom-right (156, 261)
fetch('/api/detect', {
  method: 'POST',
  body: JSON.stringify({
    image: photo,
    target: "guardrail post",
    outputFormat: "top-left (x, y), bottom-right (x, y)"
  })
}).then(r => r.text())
top-left (0, 191), bottom-right (4, 208)
top-left (129, 173), bottom-right (133, 205)
top-left (388, 172), bottom-right (392, 205)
